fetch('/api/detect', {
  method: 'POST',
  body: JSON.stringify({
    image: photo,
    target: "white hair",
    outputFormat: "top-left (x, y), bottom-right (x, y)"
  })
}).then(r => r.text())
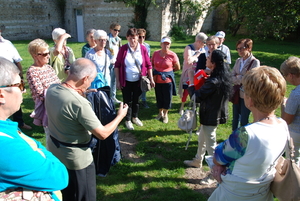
top-left (195, 32), bottom-right (208, 43)
top-left (93, 30), bottom-right (108, 40)
top-left (52, 28), bottom-right (66, 40)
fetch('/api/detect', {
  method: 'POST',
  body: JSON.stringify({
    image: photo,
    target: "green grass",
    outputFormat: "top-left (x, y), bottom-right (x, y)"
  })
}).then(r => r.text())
top-left (12, 36), bottom-right (300, 201)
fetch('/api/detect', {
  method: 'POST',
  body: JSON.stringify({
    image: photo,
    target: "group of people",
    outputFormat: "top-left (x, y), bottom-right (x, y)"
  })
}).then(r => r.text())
top-left (0, 22), bottom-right (300, 201)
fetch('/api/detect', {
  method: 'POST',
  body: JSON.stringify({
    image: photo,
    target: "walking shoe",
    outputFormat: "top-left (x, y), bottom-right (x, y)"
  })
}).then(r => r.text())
top-left (179, 109), bottom-right (184, 116)
top-left (112, 97), bottom-right (121, 104)
top-left (20, 123), bottom-right (32, 130)
top-left (132, 117), bottom-right (143, 126)
top-left (155, 114), bottom-right (162, 120)
top-left (183, 158), bottom-right (201, 168)
top-left (162, 114), bottom-right (168, 123)
top-left (141, 100), bottom-right (149, 108)
top-left (125, 121), bottom-right (134, 130)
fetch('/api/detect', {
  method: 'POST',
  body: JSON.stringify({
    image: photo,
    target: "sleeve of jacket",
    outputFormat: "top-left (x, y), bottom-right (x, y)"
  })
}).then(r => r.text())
top-left (194, 79), bottom-right (217, 102)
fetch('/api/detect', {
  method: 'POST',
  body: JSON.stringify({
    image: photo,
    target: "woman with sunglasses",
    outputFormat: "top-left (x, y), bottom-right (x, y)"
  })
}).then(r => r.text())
top-left (115, 28), bottom-right (154, 130)
top-left (209, 66), bottom-right (288, 201)
top-left (27, 39), bottom-right (60, 142)
top-left (0, 57), bottom-right (68, 200)
top-left (231, 39), bottom-right (260, 131)
top-left (107, 23), bottom-right (122, 103)
top-left (280, 56), bottom-right (300, 165)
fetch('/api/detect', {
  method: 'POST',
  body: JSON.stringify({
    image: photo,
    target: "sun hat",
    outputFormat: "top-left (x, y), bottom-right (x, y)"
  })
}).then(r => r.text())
top-left (215, 31), bottom-right (225, 38)
top-left (161, 37), bottom-right (171, 44)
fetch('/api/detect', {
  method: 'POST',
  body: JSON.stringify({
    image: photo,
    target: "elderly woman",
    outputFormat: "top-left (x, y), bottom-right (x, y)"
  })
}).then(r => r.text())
top-left (50, 28), bottom-right (75, 81)
top-left (81, 28), bottom-right (96, 57)
top-left (152, 36), bottom-right (180, 123)
top-left (178, 32), bottom-right (207, 115)
top-left (27, 39), bottom-right (60, 140)
top-left (115, 28), bottom-right (154, 130)
top-left (184, 50), bottom-right (231, 172)
top-left (0, 57), bottom-right (68, 201)
top-left (209, 66), bottom-right (288, 201)
top-left (85, 29), bottom-right (112, 89)
top-left (281, 56), bottom-right (300, 165)
top-left (231, 38), bottom-right (260, 131)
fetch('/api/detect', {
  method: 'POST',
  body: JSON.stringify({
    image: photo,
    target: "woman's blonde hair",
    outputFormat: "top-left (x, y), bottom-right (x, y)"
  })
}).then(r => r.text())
top-left (28, 38), bottom-right (49, 57)
top-left (242, 66), bottom-right (286, 113)
top-left (280, 56), bottom-right (300, 77)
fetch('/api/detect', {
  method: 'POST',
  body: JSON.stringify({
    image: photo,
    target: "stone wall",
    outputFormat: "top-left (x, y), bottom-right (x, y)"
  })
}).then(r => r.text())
top-left (0, 0), bottom-right (62, 40)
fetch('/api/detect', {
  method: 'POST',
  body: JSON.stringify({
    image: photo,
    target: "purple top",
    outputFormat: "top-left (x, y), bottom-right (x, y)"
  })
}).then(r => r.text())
top-left (115, 43), bottom-right (152, 87)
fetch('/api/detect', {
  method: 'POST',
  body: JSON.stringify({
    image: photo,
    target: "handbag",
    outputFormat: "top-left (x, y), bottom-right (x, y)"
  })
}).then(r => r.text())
top-left (270, 137), bottom-right (300, 201)
top-left (0, 188), bottom-right (53, 201)
top-left (177, 95), bottom-right (197, 150)
top-left (128, 45), bottom-right (151, 92)
top-left (230, 59), bottom-right (255, 104)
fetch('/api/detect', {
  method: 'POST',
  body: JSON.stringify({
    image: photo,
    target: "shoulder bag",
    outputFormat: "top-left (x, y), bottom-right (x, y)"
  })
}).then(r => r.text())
top-left (128, 45), bottom-right (151, 92)
top-left (230, 59), bottom-right (255, 104)
top-left (178, 95), bottom-right (197, 150)
top-left (270, 137), bottom-right (300, 201)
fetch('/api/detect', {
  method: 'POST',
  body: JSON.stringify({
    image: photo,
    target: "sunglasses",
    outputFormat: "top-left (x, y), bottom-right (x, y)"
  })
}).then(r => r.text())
top-left (114, 29), bottom-right (121, 32)
top-left (38, 52), bottom-right (50, 57)
top-left (0, 80), bottom-right (25, 92)
top-left (139, 36), bottom-right (145, 39)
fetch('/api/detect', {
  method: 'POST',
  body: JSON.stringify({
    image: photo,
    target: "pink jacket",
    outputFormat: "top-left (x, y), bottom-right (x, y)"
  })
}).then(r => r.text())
top-left (115, 43), bottom-right (152, 87)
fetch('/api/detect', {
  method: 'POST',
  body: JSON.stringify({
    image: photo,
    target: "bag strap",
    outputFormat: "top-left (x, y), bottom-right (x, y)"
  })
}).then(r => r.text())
top-left (246, 59), bottom-right (255, 72)
top-left (128, 44), bottom-right (142, 75)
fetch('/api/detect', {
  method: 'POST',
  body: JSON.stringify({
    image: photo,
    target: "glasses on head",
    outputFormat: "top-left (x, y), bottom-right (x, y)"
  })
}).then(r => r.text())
top-left (0, 80), bottom-right (25, 92)
top-left (37, 52), bottom-right (50, 57)
top-left (236, 47), bottom-right (246, 51)
top-left (114, 29), bottom-right (121, 32)
top-left (139, 36), bottom-right (145, 39)
top-left (98, 39), bottom-right (107, 42)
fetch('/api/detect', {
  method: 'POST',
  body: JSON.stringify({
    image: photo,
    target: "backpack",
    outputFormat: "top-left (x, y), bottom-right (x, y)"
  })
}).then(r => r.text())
top-left (86, 86), bottom-right (121, 176)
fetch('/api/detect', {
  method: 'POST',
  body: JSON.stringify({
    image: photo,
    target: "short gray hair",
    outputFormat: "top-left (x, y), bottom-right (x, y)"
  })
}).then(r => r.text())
top-left (52, 28), bottom-right (66, 40)
top-left (85, 29), bottom-right (96, 37)
top-left (0, 57), bottom-right (20, 87)
top-left (69, 58), bottom-right (97, 80)
top-left (94, 30), bottom-right (107, 40)
top-left (195, 32), bottom-right (208, 43)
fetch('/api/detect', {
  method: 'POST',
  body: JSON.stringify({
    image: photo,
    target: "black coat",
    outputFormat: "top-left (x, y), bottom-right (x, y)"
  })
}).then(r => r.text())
top-left (194, 77), bottom-right (228, 126)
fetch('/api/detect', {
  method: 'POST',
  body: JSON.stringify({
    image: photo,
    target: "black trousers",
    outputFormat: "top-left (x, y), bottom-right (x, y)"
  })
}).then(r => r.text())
top-left (155, 82), bottom-right (172, 109)
top-left (121, 80), bottom-right (142, 121)
top-left (62, 162), bottom-right (96, 201)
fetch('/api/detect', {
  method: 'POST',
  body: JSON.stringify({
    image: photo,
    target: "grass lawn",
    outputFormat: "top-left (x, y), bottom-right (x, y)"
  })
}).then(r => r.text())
top-left (12, 35), bottom-right (300, 201)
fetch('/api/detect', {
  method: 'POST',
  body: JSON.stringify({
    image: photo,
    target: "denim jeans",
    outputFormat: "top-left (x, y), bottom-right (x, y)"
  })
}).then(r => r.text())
top-left (232, 98), bottom-right (251, 131)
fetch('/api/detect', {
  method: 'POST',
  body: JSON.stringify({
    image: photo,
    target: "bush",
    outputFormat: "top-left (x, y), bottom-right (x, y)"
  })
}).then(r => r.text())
top-left (170, 25), bottom-right (188, 41)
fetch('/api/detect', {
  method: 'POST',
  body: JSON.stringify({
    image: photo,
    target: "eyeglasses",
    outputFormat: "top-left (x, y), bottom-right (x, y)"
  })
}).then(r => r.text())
top-left (38, 52), bottom-right (50, 57)
top-left (139, 36), bottom-right (145, 39)
top-left (98, 39), bottom-right (107, 42)
top-left (114, 29), bottom-right (121, 32)
top-left (0, 80), bottom-right (25, 92)
top-left (236, 47), bottom-right (246, 51)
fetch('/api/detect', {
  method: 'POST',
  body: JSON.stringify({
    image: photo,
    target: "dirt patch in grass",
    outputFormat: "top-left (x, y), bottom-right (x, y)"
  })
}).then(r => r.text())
top-left (118, 131), bottom-right (217, 198)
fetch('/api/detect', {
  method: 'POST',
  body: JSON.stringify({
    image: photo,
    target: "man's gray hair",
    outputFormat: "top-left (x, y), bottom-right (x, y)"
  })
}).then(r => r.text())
top-left (69, 58), bottom-right (97, 80)
top-left (195, 32), bottom-right (208, 43)
top-left (0, 57), bottom-right (20, 87)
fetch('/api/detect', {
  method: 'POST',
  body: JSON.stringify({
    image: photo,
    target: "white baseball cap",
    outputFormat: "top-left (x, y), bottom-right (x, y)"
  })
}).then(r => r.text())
top-left (215, 31), bottom-right (225, 38)
top-left (161, 37), bottom-right (171, 44)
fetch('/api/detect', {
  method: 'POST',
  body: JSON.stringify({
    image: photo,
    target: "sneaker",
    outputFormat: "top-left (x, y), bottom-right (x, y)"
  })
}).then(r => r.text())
top-left (20, 123), bottom-right (32, 130)
top-left (141, 100), bottom-right (149, 108)
top-left (200, 174), bottom-right (216, 185)
top-left (179, 109), bottom-right (184, 116)
top-left (162, 114), bottom-right (168, 124)
top-left (183, 158), bottom-right (201, 168)
top-left (132, 117), bottom-right (143, 126)
top-left (125, 121), bottom-right (134, 130)
top-left (112, 97), bottom-right (121, 104)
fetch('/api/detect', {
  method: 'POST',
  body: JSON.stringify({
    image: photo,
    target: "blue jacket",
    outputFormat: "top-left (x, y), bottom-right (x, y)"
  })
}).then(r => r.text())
top-left (153, 69), bottom-right (177, 96)
top-left (0, 120), bottom-right (68, 200)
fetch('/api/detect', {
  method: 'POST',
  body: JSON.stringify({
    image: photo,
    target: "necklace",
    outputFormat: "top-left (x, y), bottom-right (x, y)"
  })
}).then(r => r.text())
top-left (62, 82), bottom-right (85, 96)
top-left (256, 115), bottom-right (276, 122)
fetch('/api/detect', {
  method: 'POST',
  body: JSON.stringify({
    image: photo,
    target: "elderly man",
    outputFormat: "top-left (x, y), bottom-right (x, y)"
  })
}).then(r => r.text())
top-left (46, 58), bottom-right (128, 201)
top-left (0, 25), bottom-right (31, 130)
